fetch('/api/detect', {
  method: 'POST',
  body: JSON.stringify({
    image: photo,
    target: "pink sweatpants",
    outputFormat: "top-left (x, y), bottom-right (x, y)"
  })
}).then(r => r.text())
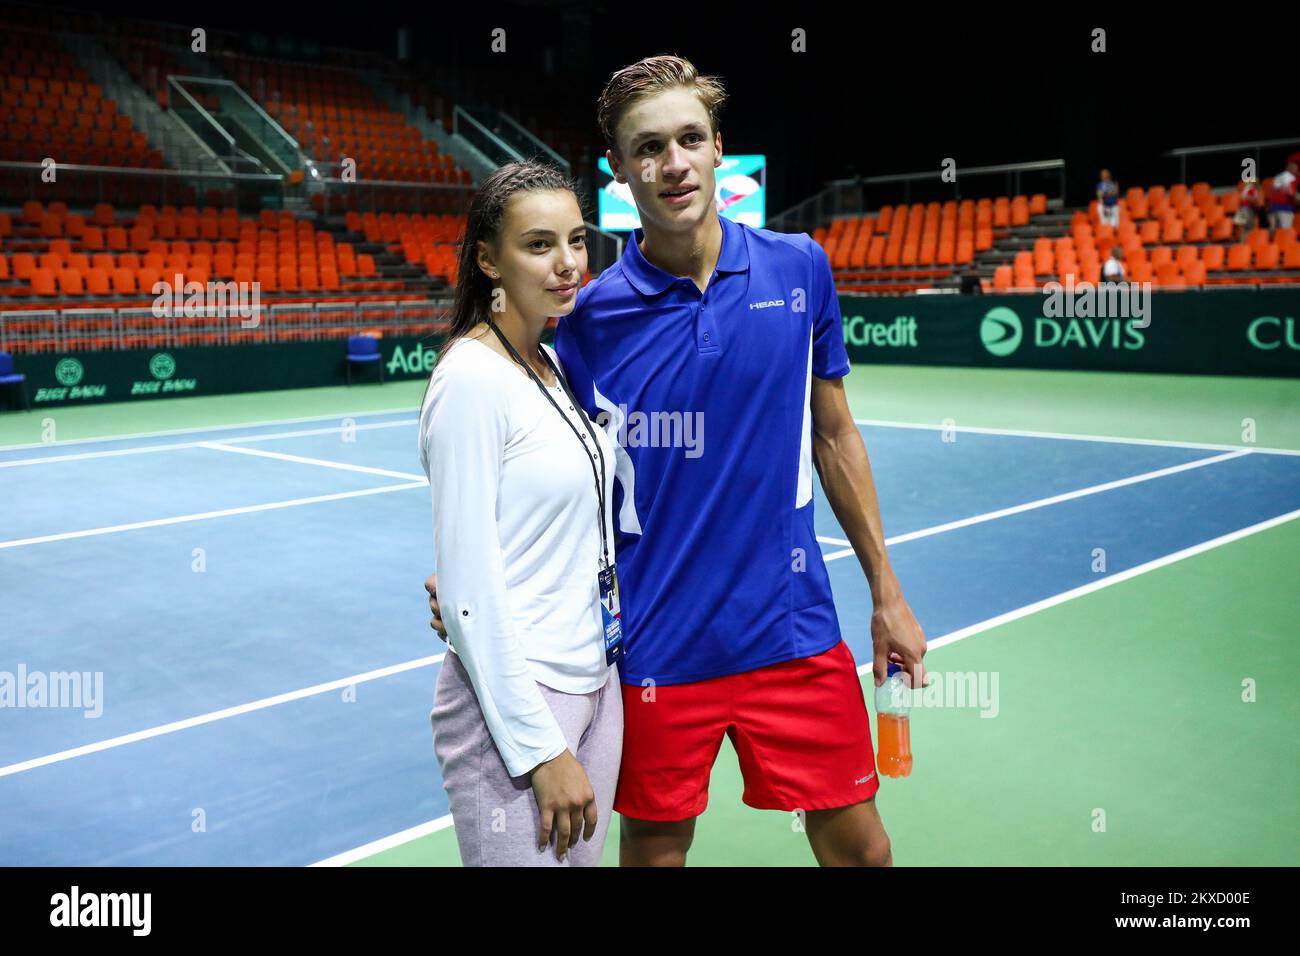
top-left (431, 651), bottom-right (623, 866)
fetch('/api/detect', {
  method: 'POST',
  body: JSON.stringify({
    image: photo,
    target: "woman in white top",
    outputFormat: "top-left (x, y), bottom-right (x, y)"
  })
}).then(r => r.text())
top-left (419, 162), bottom-right (622, 866)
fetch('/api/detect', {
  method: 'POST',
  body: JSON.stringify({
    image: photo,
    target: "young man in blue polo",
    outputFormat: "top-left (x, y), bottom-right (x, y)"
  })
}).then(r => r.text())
top-left (430, 54), bottom-right (927, 866)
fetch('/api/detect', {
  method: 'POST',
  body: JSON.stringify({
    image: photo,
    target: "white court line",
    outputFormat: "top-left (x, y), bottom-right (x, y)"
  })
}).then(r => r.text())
top-left (0, 406), bottom-right (422, 452)
top-left (310, 817), bottom-right (457, 868)
top-left (0, 481), bottom-right (427, 549)
top-left (853, 418), bottom-right (1300, 457)
top-left (0, 654), bottom-right (445, 780)
top-left (312, 504), bottom-right (1300, 866)
top-left (200, 441), bottom-right (426, 482)
top-left (0, 419), bottom-right (418, 469)
top-left (0, 431), bottom-right (1260, 556)
top-left (0, 480), bottom-right (867, 554)
top-left (7, 414), bottom-right (1299, 469)
top-left (819, 449), bottom-right (1250, 561)
top-left (857, 505), bottom-right (1300, 664)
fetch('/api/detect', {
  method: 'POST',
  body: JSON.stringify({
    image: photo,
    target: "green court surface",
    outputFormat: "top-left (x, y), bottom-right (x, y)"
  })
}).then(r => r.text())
top-left (353, 515), bottom-right (1299, 867)
top-left (6, 364), bottom-right (1297, 867)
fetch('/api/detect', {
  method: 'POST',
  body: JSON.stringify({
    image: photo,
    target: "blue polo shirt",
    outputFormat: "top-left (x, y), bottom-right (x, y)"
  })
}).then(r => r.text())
top-left (554, 213), bottom-right (851, 686)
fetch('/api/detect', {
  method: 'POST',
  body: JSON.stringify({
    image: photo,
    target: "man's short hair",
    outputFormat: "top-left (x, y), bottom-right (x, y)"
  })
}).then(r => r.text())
top-left (596, 54), bottom-right (728, 158)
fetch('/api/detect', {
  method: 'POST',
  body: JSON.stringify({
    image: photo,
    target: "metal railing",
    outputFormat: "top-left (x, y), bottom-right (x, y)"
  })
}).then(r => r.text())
top-left (461, 105), bottom-right (570, 176)
top-left (166, 76), bottom-right (242, 170)
top-left (314, 172), bottom-right (475, 215)
top-left (0, 160), bottom-right (284, 209)
top-left (1165, 137), bottom-right (1300, 186)
top-left (0, 299), bottom-right (453, 354)
top-left (768, 159), bottom-right (1067, 235)
top-left (170, 76), bottom-right (302, 177)
top-left (453, 106), bottom-right (523, 169)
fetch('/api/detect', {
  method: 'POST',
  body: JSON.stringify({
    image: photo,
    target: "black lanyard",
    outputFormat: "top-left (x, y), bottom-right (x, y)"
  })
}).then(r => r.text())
top-left (488, 321), bottom-right (611, 569)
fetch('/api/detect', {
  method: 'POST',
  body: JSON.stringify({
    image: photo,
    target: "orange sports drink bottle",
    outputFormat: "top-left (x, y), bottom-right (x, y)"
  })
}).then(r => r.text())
top-left (874, 662), bottom-right (912, 778)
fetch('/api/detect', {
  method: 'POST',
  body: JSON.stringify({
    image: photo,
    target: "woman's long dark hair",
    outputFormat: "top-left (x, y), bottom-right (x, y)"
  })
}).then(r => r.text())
top-left (422, 161), bottom-right (585, 409)
top-left (443, 159), bottom-right (585, 349)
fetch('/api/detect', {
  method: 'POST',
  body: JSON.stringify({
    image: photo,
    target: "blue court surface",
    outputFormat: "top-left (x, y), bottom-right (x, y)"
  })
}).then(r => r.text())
top-left (1, 409), bottom-right (1298, 865)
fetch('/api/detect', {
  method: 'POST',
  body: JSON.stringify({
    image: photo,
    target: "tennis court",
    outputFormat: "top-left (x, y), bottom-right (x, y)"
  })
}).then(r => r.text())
top-left (1, 364), bottom-right (1297, 866)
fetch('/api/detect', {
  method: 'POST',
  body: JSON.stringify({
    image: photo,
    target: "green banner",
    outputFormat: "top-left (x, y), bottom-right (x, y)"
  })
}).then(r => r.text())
top-left (839, 290), bottom-right (1300, 377)
top-left (5, 335), bottom-right (448, 409)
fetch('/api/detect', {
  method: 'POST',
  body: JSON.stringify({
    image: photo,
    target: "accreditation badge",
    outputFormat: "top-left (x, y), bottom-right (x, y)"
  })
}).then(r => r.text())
top-left (598, 564), bottom-right (624, 666)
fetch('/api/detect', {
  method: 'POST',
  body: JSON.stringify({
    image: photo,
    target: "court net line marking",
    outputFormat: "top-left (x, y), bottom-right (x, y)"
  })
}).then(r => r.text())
top-left (0, 419), bottom-right (418, 469)
top-left (311, 503), bottom-right (1300, 867)
top-left (821, 448), bottom-right (1251, 560)
top-left (852, 418), bottom-right (1300, 457)
top-left (0, 436), bottom-right (851, 548)
top-left (4, 397), bottom-right (1292, 456)
top-left (0, 406), bottom-right (421, 452)
top-left (0, 654), bottom-right (445, 781)
top-left (5, 414), bottom-right (1297, 469)
top-left (0, 480), bottom-right (427, 550)
top-left (199, 441), bottom-right (427, 482)
top-left (0, 445), bottom-right (1252, 550)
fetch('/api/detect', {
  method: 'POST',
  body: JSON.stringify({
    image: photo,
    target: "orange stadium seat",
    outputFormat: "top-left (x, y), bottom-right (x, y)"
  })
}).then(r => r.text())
top-left (111, 268), bottom-right (136, 294)
top-left (31, 268), bottom-right (57, 296)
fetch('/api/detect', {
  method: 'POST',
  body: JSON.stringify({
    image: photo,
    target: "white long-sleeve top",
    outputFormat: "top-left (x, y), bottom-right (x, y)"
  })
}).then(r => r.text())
top-left (418, 335), bottom-right (618, 778)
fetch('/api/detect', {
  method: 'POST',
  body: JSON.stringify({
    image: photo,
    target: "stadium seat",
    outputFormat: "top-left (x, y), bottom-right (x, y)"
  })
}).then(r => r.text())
top-left (11, 253), bottom-right (37, 280)
top-left (31, 268), bottom-right (58, 296)
top-left (111, 268), bottom-right (137, 294)
top-left (137, 267), bottom-right (162, 292)
top-left (57, 268), bottom-right (86, 295)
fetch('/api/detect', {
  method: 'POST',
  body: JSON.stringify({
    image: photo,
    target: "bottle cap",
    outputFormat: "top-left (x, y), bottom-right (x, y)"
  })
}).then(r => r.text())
top-left (887, 662), bottom-right (902, 678)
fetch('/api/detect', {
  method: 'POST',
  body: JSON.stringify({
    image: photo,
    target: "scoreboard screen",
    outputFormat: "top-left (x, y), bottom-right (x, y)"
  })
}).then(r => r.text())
top-left (596, 154), bottom-right (766, 231)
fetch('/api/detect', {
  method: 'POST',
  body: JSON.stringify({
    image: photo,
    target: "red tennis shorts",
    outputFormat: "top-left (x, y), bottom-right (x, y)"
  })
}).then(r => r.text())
top-left (614, 640), bottom-right (880, 821)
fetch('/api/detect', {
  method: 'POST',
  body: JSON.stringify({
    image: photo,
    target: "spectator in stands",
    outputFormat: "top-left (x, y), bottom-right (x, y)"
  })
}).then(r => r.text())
top-left (959, 263), bottom-right (983, 294)
top-left (1102, 245), bottom-right (1126, 281)
top-left (1236, 178), bottom-right (1265, 241)
top-left (1096, 169), bottom-right (1121, 227)
top-left (1267, 160), bottom-right (1298, 231)
top-left (419, 161), bottom-right (622, 867)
